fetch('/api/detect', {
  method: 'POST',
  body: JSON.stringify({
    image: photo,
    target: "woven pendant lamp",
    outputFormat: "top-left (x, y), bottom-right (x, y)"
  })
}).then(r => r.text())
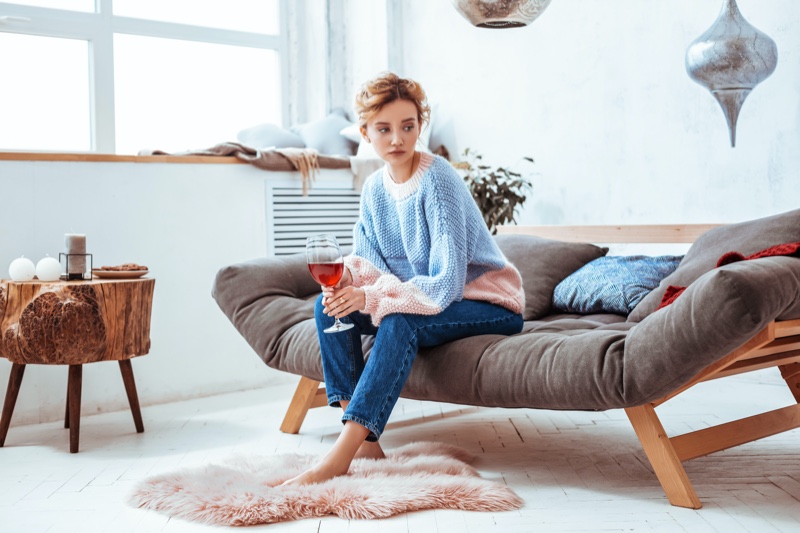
top-left (451, 0), bottom-right (552, 29)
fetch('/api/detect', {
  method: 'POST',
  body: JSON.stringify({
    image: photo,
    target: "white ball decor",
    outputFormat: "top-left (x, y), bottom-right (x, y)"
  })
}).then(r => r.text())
top-left (36, 256), bottom-right (62, 281)
top-left (9, 256), bottom-right (36, 282)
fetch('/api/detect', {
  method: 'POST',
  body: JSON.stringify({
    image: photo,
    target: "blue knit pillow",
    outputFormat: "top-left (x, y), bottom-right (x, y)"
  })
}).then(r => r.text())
top-left (552, 255), bottom-right (683, 315)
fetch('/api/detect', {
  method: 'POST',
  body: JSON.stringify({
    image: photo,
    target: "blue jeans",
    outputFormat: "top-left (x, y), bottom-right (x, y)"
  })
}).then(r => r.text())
top-left (314, 295), bottom-right (523, 442)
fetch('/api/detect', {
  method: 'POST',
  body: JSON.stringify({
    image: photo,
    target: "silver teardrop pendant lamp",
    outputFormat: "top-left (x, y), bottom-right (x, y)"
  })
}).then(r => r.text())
top-left (451, 0), bottom-right (552, 29)
top-left (685, 0), bottom-right (778, 147)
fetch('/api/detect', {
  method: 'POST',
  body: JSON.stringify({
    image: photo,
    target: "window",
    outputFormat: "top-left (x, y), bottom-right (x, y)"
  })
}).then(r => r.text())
top-left (113, 0), bottom-right (280, 35)
top-left (0, 33), bottom-right (91, 151)
top-left (0, 0), bottom-right (285, 154)
top-left (114, 35), bottom-right (281, 154)
top-left (4, 0), bottom-right (93, 11)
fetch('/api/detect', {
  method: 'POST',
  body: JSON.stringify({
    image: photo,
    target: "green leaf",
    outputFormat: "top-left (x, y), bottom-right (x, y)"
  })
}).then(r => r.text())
top-left (457, 148), bottom-right (535, 232)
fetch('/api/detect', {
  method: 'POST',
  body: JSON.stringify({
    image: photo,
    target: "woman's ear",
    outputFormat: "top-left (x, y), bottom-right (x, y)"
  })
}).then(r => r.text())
top-left (360, 126), bottom-right (370, 143)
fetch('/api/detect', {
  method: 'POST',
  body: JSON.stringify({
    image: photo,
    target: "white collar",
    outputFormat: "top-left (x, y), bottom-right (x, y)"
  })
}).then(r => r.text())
top-left (382, 152), bottom-right (434, 200)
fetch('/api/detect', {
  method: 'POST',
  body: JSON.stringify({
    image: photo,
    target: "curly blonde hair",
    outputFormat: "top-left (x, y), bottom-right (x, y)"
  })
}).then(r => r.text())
top-left (354, 72), bottom-right (431, 134)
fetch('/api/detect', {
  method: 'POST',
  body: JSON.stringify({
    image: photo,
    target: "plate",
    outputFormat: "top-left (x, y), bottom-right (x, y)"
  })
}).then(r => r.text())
top-left (92, 270), bottom-right (149, 279)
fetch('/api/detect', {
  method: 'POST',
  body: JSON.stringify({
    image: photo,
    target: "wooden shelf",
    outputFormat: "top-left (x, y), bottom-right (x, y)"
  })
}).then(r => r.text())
top-left (0, 151), bottom-right (245, 165)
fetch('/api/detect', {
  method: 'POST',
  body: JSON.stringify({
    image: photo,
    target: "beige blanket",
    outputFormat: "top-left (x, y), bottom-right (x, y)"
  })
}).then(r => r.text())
top-left (139, 143), bottom-right (352, 196)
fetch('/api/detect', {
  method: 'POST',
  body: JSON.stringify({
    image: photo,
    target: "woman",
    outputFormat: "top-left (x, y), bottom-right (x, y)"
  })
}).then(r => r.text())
top-left (283, 72), bottom-right (525, 486)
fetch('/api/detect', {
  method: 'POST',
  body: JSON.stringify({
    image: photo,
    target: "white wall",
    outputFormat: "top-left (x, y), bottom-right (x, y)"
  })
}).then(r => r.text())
top-left (0, 161), bottom-right (352, 426)
top-left (393, 0), bottom-right (799, 225)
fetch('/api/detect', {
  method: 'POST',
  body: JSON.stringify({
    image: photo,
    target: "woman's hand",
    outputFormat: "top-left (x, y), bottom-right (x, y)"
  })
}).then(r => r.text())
top-left (339, 266), bottom-right (353, 288)
top-left (319, 266), bottom-right (351, 300)
top-left (322, 285), bottom-right (366, 319)
top-left (320, 266), bottom-right (364, 318)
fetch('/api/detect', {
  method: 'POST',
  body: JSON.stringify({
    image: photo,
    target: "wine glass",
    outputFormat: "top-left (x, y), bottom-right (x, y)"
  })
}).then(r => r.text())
top-left (306, 234), bottom-right (354, 333)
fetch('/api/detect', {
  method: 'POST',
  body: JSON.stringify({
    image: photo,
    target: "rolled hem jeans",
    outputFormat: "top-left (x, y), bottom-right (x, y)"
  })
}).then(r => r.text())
top-left (314, 295), bottom-right (523, 442)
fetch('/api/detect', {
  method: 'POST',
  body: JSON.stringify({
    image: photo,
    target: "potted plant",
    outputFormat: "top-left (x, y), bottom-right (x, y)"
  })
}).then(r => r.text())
top-left (455, 148), bottom-right (534, 234)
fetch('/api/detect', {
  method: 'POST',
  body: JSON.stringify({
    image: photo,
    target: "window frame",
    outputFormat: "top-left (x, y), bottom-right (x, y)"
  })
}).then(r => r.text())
top-left (0, 0), bottom-right (289, 153)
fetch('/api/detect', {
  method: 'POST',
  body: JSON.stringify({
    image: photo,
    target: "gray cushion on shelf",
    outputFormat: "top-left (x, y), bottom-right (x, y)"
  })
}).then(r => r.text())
top-left (494, 234), bottom-right (609, 320)
top-left (553, 255), bottom-right (683, 315)
top-left (628, 208), bottom-right (800, 322)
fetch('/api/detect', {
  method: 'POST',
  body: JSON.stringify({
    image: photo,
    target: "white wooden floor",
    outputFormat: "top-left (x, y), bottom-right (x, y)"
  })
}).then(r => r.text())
top-left (0, 368), bottom-right (798, 532)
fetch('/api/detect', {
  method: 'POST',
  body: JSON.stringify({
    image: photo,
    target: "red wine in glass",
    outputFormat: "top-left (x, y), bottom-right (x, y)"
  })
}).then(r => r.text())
top-left (306, 234), bottom-right (354, 333)
top-left (307, 262), bottom-right (344, 287)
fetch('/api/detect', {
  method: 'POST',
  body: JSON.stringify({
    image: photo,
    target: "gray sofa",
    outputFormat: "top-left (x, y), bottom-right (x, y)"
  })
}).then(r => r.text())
top-left (212, 209), bottom-right (800, 509)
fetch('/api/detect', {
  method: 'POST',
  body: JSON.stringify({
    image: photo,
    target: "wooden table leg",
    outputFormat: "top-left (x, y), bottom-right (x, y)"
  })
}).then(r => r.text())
top-left (118, 359), bottom-right (144, 433)
top-left (65, 367), bottom-right (71, 429)
top-left (68, 364), bottom-right (82, 453)
top-left (0, 363), bottom-right (26, 447)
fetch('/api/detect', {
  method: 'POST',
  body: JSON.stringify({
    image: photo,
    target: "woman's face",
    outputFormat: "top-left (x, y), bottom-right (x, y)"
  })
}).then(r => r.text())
top-left (363, 99), bottom-right (420, 167)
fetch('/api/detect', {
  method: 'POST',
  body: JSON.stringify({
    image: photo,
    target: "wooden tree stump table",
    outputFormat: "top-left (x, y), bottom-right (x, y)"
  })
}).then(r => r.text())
top-left (0, 277), bottom-right (155, 452)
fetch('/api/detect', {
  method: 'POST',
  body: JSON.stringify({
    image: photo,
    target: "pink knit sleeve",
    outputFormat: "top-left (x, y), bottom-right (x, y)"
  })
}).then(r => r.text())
top-left (344, 255), bottom-right (443, 326)
top-left (361, 277), bottom-right (441, 326)
top-left (343, 255), bottom-right (382, 287)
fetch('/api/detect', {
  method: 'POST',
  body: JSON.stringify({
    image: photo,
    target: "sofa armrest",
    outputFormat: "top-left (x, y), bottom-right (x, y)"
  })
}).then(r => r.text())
top-left (213, 253), bottom-right (318, 303)
top-left (212, 253), bottom-right (321, 371)
top-left (624, 256), bottom-right (800, 403)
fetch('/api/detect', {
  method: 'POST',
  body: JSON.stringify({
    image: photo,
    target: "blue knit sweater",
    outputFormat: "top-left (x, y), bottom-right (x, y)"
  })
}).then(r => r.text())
top-left (344, 152), bottom-right (524, 325)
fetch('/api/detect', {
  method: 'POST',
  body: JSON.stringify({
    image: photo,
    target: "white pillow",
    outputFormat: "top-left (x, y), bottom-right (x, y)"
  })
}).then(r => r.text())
top-left (339, 123), bottom-right (363, 144)
top-left (291, 109), bottom-right (357, 156)
top-left (419, 122), bottom-right (433, 153)
top-left (356, 139), bottom-right (379, 158)
top-left (237, 123), bottom-right (305, 150)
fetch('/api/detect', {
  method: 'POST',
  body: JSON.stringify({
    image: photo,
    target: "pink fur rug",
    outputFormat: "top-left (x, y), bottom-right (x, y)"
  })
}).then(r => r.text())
top-left (129, 441), bottom-right (522, 526)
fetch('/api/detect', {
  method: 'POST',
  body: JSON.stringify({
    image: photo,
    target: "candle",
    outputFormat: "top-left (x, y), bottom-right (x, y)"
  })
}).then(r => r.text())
top-left (65, 233), bottom-right (87, 277)
top-left (9, 256), bottom-right (36, 282)
top-left (36, 255), bottom-right (61, 281)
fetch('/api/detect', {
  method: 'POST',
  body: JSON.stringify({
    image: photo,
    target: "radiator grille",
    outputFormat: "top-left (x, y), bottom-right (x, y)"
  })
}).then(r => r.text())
top-left (269, 187), bottom-right (361, 255)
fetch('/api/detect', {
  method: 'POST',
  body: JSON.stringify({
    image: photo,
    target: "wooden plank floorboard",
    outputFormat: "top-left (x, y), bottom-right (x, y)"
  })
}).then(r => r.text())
top-left (0, 369), bottom-right (798, 532)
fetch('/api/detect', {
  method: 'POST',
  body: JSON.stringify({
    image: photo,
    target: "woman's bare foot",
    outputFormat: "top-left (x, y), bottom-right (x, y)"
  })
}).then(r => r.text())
top-left (354, 441), bottom-right (386, 460)
top-left (280, 460), bottom-right (347, 487)
top-left (281, 443), bottom-right (385, 486)
top-left (279, 421), bottom-right (370, 487)
top-left (337, 399), bottom-right (386, 460)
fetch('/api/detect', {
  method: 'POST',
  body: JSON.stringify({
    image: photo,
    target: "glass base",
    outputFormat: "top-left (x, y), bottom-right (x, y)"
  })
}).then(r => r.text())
top-left (324, 319), bottom-right (354, 334)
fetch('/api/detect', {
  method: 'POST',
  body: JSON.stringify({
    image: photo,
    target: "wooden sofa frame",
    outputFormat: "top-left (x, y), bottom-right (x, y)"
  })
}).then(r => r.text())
top-left (277, 224), bottom-right (800, 509)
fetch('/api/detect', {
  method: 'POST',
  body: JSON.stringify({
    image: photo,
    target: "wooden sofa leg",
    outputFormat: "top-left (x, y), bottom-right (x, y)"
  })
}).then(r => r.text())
top-left (779, 363), bottom-right (800, 403)
top-left (625, 404), bottom-right (702, 509)
top-left (280, 376), bottom-right (326, 434)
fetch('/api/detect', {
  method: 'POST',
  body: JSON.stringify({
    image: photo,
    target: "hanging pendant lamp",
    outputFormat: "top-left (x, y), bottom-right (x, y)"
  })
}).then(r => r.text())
top-left (451, 0), bottom-right (552, 29)
top-left (685, 0), bottom-right (778, 147)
